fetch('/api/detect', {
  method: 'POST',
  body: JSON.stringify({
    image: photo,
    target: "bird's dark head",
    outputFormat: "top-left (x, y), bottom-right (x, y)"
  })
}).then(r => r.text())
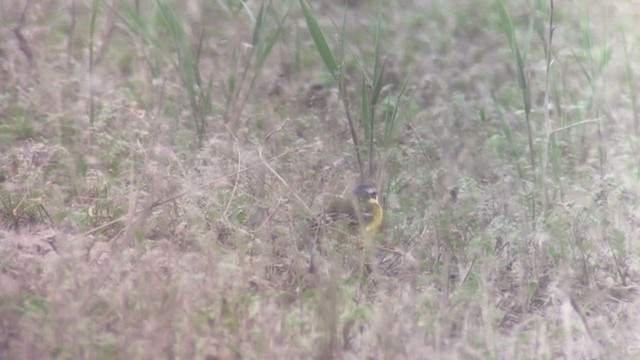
top-left (353, 184), bottom-right (378, 201)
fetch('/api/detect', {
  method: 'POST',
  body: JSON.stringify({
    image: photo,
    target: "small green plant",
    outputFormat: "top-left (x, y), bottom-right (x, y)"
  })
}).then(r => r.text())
top-left (0, 189), bottom-right (51, 230)
top-left (222, 1), bottom-right (291, 126)
top-left (298, 0), bottom-right (410, 200)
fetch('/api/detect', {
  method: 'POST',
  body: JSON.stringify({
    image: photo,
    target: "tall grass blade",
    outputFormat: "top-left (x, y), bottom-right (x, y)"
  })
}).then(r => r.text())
top-left (299, 0), bottom-right (338, 78)
top-left (370, 3), bottom-right (383, 106)
top-left (256, 3), bottom-right (291, 69)
top-left (496, 0), bottom-right (535, 212)
top-left (361, 77), bottom-right (371, 144)
top-left (382, 76), bottom-right (409, 147)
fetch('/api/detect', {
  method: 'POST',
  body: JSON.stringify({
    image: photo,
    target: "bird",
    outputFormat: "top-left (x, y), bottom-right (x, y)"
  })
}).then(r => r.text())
top-left (300, 183), bottom-right (383, 279)
top-left (306, 184), bottom-right (383, 240)
top-left (325, 184), bottom-right (383, 233)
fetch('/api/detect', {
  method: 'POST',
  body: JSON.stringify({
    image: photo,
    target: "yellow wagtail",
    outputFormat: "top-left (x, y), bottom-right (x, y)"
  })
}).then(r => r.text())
top-left (323, 183), bottom-right (383, 234)
top-left (301, 184), bottom-right (383, 276)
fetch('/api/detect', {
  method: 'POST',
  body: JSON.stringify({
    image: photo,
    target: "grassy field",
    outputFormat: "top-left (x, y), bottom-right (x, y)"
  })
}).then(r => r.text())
top-left (1, 0), bottom-right (639, 358)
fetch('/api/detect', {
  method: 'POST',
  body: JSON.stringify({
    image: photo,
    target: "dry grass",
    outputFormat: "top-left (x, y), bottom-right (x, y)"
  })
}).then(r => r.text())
top-left (1, 0), bottom-right (640, 359)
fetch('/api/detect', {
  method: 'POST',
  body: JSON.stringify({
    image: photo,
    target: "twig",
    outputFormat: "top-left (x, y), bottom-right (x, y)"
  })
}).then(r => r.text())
top-left (407, 123), bottom-right (435, 169)
top-left (459, 256), bottom-right (477, 287)
top-left (548, 118), bottom-right (600, 137)
top-left (222, 125), bottom-right (242, 218)
top-left (258, 148), bottom-right (315, 216)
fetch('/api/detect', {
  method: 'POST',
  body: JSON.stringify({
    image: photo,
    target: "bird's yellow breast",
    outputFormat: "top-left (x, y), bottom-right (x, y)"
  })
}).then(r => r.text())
top-left (365, 198), bottom-right (383, 232)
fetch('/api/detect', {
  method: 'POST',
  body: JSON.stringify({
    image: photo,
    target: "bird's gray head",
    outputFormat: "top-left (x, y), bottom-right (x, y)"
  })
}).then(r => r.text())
top-left (354, 184), bottom-right (377, 201)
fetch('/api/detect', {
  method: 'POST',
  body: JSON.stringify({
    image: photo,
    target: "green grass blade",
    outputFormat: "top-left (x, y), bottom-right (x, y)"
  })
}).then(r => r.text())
top-left (496, 0), bottom-right (516, 54)
top-left (361, 77), bottom-right (371, 143)
top-left (115, 0), bottom-right (163, 53)
top-left (250, 1), bottom-right (264, 47)
top-left (370, 3), bottom-right (383, 106)
top-left (256, 2), bottom-right (291, 69)
top-left (241, 0), bottom-right (257, 24)
top-left (299, 0), bottom-right (338, 77)
top-left (383, 76), bottom-right (409, 145)
top-left (496, 0), bottom-right (527, 92)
